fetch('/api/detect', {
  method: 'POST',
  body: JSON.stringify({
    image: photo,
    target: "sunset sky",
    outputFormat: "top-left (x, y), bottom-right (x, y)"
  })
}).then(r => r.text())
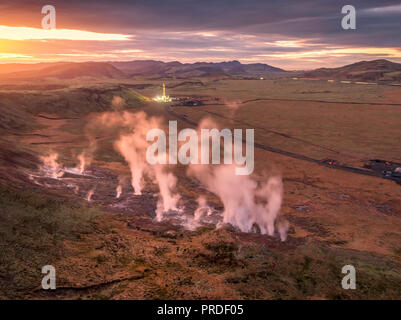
top-left (1, 0), bottom-right (401, 69)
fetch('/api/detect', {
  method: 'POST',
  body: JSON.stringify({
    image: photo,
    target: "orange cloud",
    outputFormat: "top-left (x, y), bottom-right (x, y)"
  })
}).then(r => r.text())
top-left (258, 47), bottom-right (401, 59)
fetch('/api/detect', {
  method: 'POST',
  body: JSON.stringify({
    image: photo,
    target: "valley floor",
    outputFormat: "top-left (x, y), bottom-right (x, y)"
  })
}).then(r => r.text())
top-left (1, 78), bottom-right (401, 299)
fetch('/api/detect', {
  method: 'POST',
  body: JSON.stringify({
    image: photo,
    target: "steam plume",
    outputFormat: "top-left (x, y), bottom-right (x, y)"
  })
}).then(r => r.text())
top-left (116, 184), bottom-right (122, 199)
top-left (40, 152), bottom-right (64, 179)
top-left (83, 108), bottom-right (287, 239)
top-left (194, 196), bottom-right (212, 221)
top-left (86, 186), bottom-right (96, 202)
top-left (100, 111), bottom-right (181, 220)
top-left (186, 118), bottom-right (286, 238)
top-left (153, 165), bottom-right (180, 221)
top-left (111, 96), bottom-right (125, 111)
top-left (76, 151), bottom-right (92, 174)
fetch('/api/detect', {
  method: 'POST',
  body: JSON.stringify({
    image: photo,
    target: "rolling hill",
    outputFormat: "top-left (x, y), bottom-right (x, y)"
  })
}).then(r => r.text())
top-left (302, 59), bottom-right (401, 83)
top-left (2, 62), bottom-right (126, 80)
top-left (0, 60), bottom-right (286, 80)
top-left (6, 59), bottom-right (401, 82)
top-left (0, 62), bottom-right (66, 75)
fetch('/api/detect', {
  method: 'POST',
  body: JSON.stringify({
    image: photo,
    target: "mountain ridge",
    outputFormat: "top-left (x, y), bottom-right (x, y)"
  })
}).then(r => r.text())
top-left (0, 60), bottom-right (286, 79)
top-left (2, 62), bottom-right (125, 80)
top-left (110, 60), bottom-right (286, 77)
top-left (2, 59), bottom-right (401, 82)
top-left (302, 59), bottom-right (401, 83)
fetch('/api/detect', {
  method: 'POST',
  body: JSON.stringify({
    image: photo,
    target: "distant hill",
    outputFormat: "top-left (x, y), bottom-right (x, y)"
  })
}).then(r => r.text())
top-left (0, 62), bottom-right (65, 75)
top-left (111, 60), bottom-right (286, 78)
top-left (0, 60), bottom-right (287, 80)
top-left (302, 59), bottom-right (401, 83)
top-left (2, 62), bottom-right (126, 80)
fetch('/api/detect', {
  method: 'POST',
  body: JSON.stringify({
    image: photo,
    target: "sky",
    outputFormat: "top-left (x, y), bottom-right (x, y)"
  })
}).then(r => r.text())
top-left (0, 0), bottom-right (401, 69)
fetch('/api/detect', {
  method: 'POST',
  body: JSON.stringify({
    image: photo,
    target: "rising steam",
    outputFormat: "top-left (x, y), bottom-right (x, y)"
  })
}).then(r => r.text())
top-left (111, 95), bottom-right (126, 111)
top-left (194, 196), bottom-right (212, 221)
top-left (186, 118), bottom-right (288, 240)
top-left (153, 165), bottom-right (181, 221)
top-left (76, 152), bottom-right (90, 174)
top-left (116, 176), bottom-right (126, 199)
top-left (34, 97), bottom-right (288, 240)
top-left (40, 152), bottom-right (64, 179)
top-left (189, 164), bottom-right (287, 240)
top-left (99, 111), bottom-right (182, 220)
top-left (86, 186), bottom-right (96, 202)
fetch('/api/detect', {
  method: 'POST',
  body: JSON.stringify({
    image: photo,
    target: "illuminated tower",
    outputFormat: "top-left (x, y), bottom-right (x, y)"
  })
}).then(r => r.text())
top-left (153, 83), bottom-right (172, 102)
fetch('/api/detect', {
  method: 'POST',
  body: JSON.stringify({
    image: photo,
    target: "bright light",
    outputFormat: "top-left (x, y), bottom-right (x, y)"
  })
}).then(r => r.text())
top-left (153, 95), bottom-right (172, 102)
top-left (0, 53), bottom-right (32, 59)
top-left (0, 25), bottom-right (131, 41)
top-left (153, 83), bottom-right (172, 102)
